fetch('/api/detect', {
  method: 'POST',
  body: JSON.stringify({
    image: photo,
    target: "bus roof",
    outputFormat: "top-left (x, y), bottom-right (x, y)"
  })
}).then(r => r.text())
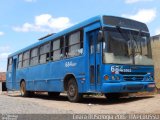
top-left (9, 15), bottom-right (102, 57)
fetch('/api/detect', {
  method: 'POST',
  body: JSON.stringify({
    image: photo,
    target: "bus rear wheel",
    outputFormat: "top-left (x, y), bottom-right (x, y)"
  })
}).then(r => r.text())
top-left (20, 81), bottom-right (28, 97)
top-left (20, 81), bottom-right (34, 97)
top-left (67, 78), bottom-right (82, 102)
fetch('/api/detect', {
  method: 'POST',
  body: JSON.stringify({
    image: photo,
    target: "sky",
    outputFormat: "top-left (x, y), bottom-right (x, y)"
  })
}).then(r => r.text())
top-left (0, 0), bottom-right (160, 72)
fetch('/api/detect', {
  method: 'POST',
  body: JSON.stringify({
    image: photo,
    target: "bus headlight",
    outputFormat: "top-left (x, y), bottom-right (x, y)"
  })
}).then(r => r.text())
top-left (146, 76), bottom-right (153, 81)
top-left (111, 75), bottom-right (120, 80)
top-left (111, 75), bottom-right (115, 80)
top-left (104, 75), bottom-right (121, 80)
top-left (115, 76), bottom-right (120, 80)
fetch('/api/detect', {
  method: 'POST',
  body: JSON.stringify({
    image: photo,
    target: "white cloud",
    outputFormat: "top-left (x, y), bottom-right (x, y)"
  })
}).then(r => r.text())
top-left (0, 62), bottom-right (7, 72)
top-left (122, 9), bottom-right (157, 23)
top-left (0, 46), bottom-right (11, 61)
top-left (0, 46), bottom-right (11, 72)
top-left (0, 46), bottom-right (10, 58)
top-left (0, 52), bottom-right (10, 60)
top-left (155, 28), bottom-right (160, 35)
top-left (13, 14), bottom-right (73, 33)
top-left (0, 46), bottom-right (10, 52)
top-left (0, 53), bottom-right (8, 71)
top-left (0, 52), bottom-right (10, 71)
top-left (125, 0), bottom-right (153, 4)
top-left (0, 31), bottom-right (4, 36)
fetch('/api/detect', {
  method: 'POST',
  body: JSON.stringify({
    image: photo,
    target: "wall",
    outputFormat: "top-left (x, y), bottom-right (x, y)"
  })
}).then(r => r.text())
top-left (0, 72), bottom-right (7, 91)
top-left (0, 82), bottom-right (2, 93)
top-left (0, 72), bottom-right (6, 82)
top-left (151, 35), bottom-right (160, 89)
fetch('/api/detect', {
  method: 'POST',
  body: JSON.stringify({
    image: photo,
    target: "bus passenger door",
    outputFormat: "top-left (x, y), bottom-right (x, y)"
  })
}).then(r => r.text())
top-left (12, 57), bottom-right (17, 89)
top-left (88, 30), bottom-right (101, 92)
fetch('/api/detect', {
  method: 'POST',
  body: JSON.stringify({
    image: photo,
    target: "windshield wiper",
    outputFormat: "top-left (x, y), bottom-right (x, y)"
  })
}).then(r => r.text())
top-left (131, 29), bottom-right (142, 55)
top-left (116, 26), bottom-right (129, 41)
top-left (130, 29), bottom-right (142, 65)
top-left (116, 26), bottom-right (142, 65)
top-left (116, 26), bottom-right (135, 64)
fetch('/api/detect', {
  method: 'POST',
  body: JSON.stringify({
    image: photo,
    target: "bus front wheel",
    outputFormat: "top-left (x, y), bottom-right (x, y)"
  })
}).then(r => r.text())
top-left (67, 78), bottom-right (82, 102)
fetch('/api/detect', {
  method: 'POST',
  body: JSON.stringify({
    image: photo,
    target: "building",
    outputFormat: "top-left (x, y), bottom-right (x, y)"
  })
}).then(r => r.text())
top-left (0, 72), bottom-right (6, 82)
top-left (151, 34), bottom-right (160, 89)
top-left (0, 72), bottom-right (7, 92)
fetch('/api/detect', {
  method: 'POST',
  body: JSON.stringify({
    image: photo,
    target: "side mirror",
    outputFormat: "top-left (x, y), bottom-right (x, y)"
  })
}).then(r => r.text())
top-left (98, 30), bottom-right (103, 42)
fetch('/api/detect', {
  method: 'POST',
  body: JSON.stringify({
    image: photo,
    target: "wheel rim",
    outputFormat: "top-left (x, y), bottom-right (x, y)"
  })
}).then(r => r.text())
top-left (68, 84), bottom-right (76, 97)
top-left (20, 82), bottom-right (25, 96)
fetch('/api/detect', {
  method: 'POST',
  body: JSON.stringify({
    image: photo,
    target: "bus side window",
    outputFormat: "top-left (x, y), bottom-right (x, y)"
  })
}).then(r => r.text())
top-left (22, 51), bottom-right (30, 68)
top-left (66, 31), bottom-right (83, 58)
top-left (7, 58), bottom-right (12, 71)
top-left (39, 42), bottom-right (50, 64)
top-left (30, 48), bottom-right (38, 66)
top-left (51, 37), bottom-right (64, 61)
top-left (18, 54), bottom-right (23, 69)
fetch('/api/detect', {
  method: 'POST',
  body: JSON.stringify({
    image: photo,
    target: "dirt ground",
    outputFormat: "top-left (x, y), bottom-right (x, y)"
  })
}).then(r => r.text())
top-left (2, 92), bottom-right (160, 114)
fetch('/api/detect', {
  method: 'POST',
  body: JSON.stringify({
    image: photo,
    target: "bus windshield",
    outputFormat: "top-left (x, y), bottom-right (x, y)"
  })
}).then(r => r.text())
top-left (103, 27), bottom-right (153, 65)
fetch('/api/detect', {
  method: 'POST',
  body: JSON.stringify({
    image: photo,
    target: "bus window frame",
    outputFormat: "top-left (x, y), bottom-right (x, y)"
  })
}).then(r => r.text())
top-left (17, 53), bottom-right (23, 69)
top-left (51, 37), bottom-right (64, 61)
top-left (65, 30), bottom-right (84, 58)
top-left (30, 47), bottom-right (39, 66)
top-left (7, 57), bottom-right (13, 71)
top-left (39, 42), bottom-right (51, 64)
top-left (22, 50), bottom-right (30, 68)
top-left (13, 29), bottom-right (84, 69)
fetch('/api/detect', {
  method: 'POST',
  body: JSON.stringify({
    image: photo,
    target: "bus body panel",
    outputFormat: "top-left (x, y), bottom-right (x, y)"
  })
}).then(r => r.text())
top-left (83, 22), bottom-right (102, 93)
top-left (102, 82), bottom-right (155, 93)
top-left (100, 64), bottom-right (154, 93)
top-left (8, 56), bottom-right (87, 92)
top-left (6, 15), bottom-right (155, 97)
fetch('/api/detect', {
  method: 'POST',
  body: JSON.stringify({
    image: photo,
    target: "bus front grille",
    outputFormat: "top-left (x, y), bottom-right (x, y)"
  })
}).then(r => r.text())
top-left (120, 72), bottom-right (147, 81)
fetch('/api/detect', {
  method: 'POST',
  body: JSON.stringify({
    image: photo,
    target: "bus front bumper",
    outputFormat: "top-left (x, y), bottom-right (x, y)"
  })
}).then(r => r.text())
top-left (102, 82), bottom-right (155, 93)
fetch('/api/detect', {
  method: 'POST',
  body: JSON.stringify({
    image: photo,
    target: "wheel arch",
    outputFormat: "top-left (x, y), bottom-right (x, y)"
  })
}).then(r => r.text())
top-left (20, 79), bottom-right (25, 86)
top-left (63, 74), bottom-right (77, 91)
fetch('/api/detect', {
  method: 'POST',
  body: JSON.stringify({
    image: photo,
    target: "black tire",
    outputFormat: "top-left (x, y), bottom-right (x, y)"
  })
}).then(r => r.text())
top-left (105, 93), bottom-right (121, 101)
top-left (48, 92), bottom-right (60, 98)
top-left (27, 91), bottom-right (35, 97)
top-left (20, 81), bottom-right (29, 97)
top-left (67, 78), bottom-right (82, 102)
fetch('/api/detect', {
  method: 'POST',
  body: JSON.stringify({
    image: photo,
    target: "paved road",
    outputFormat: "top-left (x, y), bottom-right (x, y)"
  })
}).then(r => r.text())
top-left (0, 92), bottom-right (160, 114)
top-left (0, 93), bottom-right (69, 114)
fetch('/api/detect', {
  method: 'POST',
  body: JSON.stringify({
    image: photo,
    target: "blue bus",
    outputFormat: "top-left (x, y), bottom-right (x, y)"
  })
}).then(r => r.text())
top-left (6, 15), bottom-right (155, 102)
